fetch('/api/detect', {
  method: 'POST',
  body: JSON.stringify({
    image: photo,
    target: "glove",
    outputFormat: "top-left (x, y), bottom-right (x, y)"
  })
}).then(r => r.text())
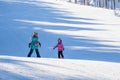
top-left (39, 42), bottom-right (41, 47)
top-left (29, 43), bottom-right (31, 48)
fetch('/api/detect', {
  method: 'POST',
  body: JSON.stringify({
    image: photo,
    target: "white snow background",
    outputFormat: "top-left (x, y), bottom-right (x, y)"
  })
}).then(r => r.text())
top-left (0, 0), bottom-right (120, 80)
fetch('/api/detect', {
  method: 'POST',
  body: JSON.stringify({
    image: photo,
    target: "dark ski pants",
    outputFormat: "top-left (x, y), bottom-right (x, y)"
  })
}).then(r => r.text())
top-left (58, 51), bottom-right (64, 58)
top-left (27, 49), bottom-right (41, 57)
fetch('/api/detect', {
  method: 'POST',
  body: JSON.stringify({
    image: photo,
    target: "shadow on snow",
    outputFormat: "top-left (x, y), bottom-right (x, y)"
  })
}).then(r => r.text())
top-left (0, 58), bottom-right (92, 80)
top-left (0, 0), bottom-right (120, 63)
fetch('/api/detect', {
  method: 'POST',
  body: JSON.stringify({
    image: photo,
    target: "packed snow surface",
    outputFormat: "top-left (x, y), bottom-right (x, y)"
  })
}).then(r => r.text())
top-left (0, 56), bottom-right (120, 80)
top-left (0, 0), bottom-right (120, 80)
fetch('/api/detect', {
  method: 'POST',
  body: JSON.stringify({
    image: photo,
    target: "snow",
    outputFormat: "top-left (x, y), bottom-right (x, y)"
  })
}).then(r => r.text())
top-left (0, 56), bottom-right (120, 80)
top-left (0, 0), bottom-right (120, 80)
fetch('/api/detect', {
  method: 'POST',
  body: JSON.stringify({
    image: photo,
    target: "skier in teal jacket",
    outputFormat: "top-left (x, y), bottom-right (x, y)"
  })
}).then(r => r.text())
top-left (27, 32), bottom-right (41, 57)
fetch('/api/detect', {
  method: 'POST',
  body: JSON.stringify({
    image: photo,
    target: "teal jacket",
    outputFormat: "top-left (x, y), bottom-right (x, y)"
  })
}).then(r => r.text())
top-left (29, 36), bottom-right (41, 49)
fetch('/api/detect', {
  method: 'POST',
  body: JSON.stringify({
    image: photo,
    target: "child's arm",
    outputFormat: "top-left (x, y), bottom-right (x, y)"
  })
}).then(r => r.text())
top-left (53, 44), bottom-right (58, 49)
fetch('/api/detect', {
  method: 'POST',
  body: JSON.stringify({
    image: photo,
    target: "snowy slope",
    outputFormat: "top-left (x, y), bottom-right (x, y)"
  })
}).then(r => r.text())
top-left (0, 0), bottom-right (120, 62)
top-left (0, 56), bottom-right (120, 80)
top-left (0, 0), bottom-right (120, 80)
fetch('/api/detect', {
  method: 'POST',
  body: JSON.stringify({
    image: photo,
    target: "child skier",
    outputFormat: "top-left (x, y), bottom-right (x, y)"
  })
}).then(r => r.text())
top-left (27, 32), bottom-right (41, 57)
top-left (53, 38), bottom-right (64, 59)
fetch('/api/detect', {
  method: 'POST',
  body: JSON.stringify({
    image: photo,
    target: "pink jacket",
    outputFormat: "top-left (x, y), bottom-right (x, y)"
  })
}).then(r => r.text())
top-left (54, 41), bottom-right (64, 51)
